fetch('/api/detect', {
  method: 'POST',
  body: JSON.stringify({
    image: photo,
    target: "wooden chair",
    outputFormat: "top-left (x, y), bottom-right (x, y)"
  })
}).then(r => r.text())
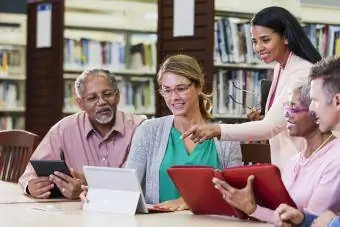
top-left (0, 130), bottom-right (38, 182)
top-left (241, 143), bottom-right (271, 165)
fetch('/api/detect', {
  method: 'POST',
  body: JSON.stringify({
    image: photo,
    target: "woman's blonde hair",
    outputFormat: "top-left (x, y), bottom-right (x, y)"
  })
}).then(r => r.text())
top-left (157, 54), bottom-right (213, 120)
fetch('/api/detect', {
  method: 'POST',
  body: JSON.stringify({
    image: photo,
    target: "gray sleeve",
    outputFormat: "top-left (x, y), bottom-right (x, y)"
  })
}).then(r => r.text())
top-left (125, 120), bottom-right (151, 183)
top-left (226, 141), bottom-right (242, 167)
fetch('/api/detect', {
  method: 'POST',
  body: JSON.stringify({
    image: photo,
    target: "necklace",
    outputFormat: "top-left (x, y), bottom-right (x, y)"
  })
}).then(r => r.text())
top-left (311, 134), bottom-right (334, 153)
top-left (299, 134), bottom-right (335, 166)
top-left (290, 134), bottom-right (336, 187)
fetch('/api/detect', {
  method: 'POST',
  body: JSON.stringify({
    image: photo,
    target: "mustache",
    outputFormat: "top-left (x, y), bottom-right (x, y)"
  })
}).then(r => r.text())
top-left (96, 106), bottom-right (113, 114)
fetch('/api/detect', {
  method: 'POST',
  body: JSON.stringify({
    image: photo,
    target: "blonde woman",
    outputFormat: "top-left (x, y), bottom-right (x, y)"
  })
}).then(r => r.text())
top-left (124, 54), bottom-right (242, 210)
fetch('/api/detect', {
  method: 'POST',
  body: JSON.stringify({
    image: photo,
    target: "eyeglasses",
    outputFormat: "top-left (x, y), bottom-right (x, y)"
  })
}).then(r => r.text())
top-left (83, 89), bottom-right (118, 104)
top-left (228, 82), bottom-right (261, 110)
top-left (283, 103), bottom-right (309, 115)
top-left (158, 83), bottom-right (193, 98)
top-left (228, 95), bottom-right (252, 110)
top-left (232, 81), bottom-right (257, 96)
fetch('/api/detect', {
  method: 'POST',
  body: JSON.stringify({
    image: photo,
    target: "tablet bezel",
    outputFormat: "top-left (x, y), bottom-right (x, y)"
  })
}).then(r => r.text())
top-left (30, 160), bottom-right (71, 177)
top-left (83, 166), bottom-right (149, 213)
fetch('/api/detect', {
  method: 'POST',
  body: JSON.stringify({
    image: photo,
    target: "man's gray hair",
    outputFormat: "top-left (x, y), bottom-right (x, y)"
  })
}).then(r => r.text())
top-left (74, 69), bottom-right (118, 98)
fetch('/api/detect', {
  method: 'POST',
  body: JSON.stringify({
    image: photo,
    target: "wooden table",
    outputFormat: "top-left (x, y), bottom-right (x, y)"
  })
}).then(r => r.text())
top-left (0, 181), bottom-right (273, 227)
top-left (0, 181), bottom-right (71, 204)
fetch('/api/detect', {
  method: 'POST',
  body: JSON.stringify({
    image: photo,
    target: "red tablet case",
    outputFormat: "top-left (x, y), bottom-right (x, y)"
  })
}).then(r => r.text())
top-left (167, 164), bottom-right (296, 219)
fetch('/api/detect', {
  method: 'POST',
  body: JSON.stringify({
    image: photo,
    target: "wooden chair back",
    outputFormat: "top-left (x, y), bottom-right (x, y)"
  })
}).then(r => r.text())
top-left (241, 143), bottom-right (271, 165)
top-left (0, 130), bottom-right (38, 182)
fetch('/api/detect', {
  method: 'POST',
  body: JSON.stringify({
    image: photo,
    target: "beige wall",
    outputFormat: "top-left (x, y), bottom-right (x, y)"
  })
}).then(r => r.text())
top-left (302, 0), bottom-right (340, 7)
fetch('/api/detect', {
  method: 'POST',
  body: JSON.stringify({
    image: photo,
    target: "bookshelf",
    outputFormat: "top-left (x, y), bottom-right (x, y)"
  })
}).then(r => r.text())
top-left (0, 13), bottom-right (26, 130)
top-left (26, 0), bottom-right (157, 139)
top-left (156, 0), bottom-right (273, 122)
top-left (301, 4), bottom-right (340, 58)
top-left (62, 1), bottom-right (157, 116)
top-left (156, 0), bottom-right (340, 122)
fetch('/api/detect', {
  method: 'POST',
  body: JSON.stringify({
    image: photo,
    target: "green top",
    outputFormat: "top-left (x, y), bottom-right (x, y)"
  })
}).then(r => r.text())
top-left (159, 127), bottom-right (221, 203)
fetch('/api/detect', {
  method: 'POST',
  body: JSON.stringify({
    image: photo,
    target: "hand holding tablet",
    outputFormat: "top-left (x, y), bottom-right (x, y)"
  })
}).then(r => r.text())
top-left (30, 160), bottom-right (83, 199)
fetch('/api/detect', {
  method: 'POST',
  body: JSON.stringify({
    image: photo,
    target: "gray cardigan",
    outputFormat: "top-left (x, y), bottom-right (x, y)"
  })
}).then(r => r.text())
top-left (125, 115), bottom-right (242, 204)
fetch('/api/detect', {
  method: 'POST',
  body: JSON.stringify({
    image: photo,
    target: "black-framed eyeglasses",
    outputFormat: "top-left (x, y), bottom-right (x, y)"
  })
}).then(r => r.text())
top-left (158, 83), bottom-right (193, 98)
top-left (83, 89), bottom-right (118, 104)
top-left (228, 82), bottom-right (260, 110)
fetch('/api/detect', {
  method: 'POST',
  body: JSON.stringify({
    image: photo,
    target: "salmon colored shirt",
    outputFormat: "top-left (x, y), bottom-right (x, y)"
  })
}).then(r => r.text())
top-left (19, 110), bottom-right (145, 193)
top-left (250, 138), bottom-right (340, 224)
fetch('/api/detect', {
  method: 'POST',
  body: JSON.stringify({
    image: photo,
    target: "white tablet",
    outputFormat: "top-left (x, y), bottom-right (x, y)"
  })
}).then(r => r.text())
top-left (83, 166), bottom-right (149, 214)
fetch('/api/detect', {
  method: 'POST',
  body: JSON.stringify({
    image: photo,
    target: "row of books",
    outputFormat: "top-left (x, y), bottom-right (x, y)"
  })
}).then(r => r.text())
top-left (213, 70), bottom-right (269, 116)
top-left (64, 38), bottom-right (157, 72)
top-left (117, 77), bottom-right (155, 114)
top-left (64, 38), bottom-right (126, 70)
top-left (129, 42), bottom-right (157, 72)
top-left (215, 17), bottom-right (340, 65)
top-left (214, 17), bottom-right (261, 64)
top-left (0, 116), bottom-right (24, 130)
top-left (64, 77), bottom-right (155, 114)
top-left (303, 24), bottom-right (340, 57)
top-left (0, 82), bottom-right (22, 107)
top-left (0, 48), bottom-right (22, 77)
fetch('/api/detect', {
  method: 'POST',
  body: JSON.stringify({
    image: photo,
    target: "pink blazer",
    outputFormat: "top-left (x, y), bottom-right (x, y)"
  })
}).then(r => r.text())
top-left (219, 53), bottom-right (313, 169)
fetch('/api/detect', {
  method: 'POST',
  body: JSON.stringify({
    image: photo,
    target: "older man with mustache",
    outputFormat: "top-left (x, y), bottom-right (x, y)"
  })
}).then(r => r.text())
top-left (19, 69), bottom-right (145, 199)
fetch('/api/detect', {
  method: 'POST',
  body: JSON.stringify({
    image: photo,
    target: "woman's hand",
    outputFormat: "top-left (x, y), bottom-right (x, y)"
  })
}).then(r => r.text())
top-left (79, 185), bottom-right (89, 206)
top-left (153, 197), bottom-right (188, 211)
top-left (181, 124), bottom-right (221, 143)
top-left (212, 175), bottom-right (256, 215)
top-left (247, 108), bottom-right (263, 121)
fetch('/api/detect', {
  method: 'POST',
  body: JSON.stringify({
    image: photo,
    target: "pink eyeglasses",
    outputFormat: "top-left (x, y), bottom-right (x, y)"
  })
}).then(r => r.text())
top-left (283, 103), bottom-right (309, 115)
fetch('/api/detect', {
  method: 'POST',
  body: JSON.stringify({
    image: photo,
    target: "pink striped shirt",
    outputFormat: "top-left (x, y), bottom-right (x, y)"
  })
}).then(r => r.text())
top-left (19, 110), bottom-right (145, 192)
top-left (251, 138), bottom-right (340, 224)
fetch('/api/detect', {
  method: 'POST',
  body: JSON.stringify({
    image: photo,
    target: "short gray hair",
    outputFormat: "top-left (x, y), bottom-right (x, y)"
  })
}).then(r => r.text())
top-left (74, 69), bottom-right (118, 98)
top-left (309, 56), bottom-right (340, 103)
top-left (293, 84), bottom-right (311, 107)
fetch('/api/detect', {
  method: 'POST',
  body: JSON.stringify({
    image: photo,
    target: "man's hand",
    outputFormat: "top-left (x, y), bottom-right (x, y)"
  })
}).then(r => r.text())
top-left (212, 175), bottom-right (256, 215)
top-left (181, 124), bottom-right (221, 143)
top-left (27, 177), bottom-right (54, 199)
top-left (153, 197), bottom-right (188, 211)
top-left (275, 204), bottom-right (304, 226)
top-left (49, 168), bottom-right (86, 199)
top-left (312, 210), bottom-right (336, 227)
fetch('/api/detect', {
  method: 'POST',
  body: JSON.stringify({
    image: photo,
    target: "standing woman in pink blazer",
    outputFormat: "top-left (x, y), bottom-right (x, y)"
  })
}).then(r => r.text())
top-left (182, 6), bottom-right (322, 169)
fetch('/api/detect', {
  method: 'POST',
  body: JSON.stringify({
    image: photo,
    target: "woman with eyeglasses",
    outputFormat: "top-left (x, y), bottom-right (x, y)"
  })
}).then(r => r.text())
top-left (182, 6), bottom-right (322, 170)
top-left (123, 54), bottom-right (242, 211)
top-left (212, 85), bottom-right (340, 225)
